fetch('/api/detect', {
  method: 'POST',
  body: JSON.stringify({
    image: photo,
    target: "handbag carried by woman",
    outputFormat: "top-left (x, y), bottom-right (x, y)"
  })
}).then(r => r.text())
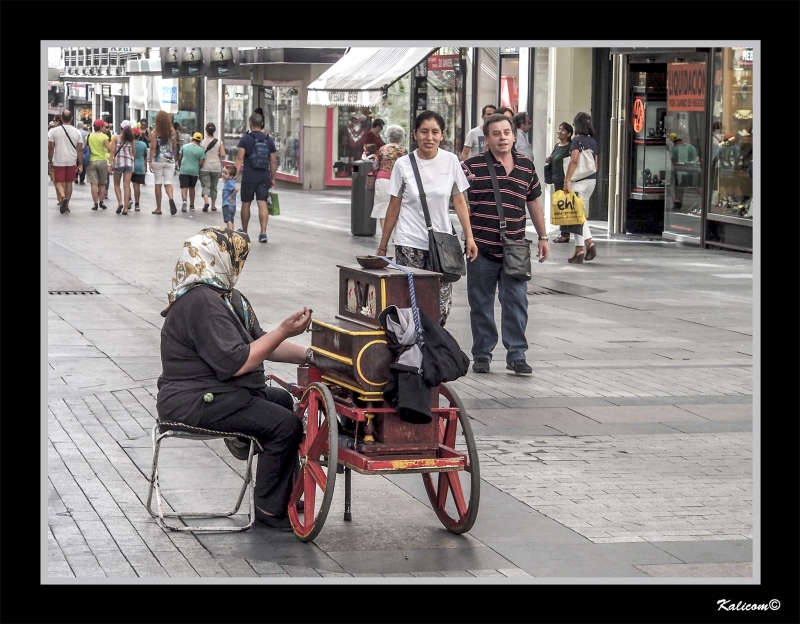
top-left (408, 153), bottom-right (466, 283)
top-left (563, 138), bottom-right (596, 181)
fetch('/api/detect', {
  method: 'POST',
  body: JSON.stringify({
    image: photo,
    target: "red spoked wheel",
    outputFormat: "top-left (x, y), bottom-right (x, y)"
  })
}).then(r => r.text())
top-left (422, 383), bottom-right (480, 534)
top-left (288, 382), bottom-right (338, 542)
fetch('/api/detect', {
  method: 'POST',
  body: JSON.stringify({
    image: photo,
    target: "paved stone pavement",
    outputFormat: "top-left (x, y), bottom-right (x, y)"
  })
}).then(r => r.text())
top-left (44, 174), bottom-right (757, 584)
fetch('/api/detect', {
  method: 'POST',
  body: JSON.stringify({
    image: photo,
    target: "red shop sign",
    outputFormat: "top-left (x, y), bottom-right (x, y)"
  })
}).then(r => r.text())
top-left (427, 54), bottom-right (459, 71)
top-left (667, 63), bottom-right (706, 112)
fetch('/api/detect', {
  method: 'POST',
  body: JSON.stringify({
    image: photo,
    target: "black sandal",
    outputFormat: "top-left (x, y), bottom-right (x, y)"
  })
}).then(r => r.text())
top-left (552, 233), bottom-right (570, 243)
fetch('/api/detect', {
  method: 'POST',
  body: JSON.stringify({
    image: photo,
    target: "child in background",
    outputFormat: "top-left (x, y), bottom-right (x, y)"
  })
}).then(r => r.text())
top-left (221, 164), bottom-right (238, 230)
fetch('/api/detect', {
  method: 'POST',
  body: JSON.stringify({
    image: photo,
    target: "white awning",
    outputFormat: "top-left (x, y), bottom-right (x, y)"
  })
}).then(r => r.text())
top-left (307, 47), bottom-right (437, 107)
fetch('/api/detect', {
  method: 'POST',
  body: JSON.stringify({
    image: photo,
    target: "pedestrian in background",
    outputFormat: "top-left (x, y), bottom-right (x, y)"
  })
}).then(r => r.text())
top-left (200, 122), bottom-right (226, 212)
top-left (563, 112), bottom-right (599, 263)
top-left (47, 110), bottom-right (83, 214)
top-left (131, 127), bottom-right (148, 211)
top-left (462, 113), bottom-right (549, 375)
top-left (547, 122), bottom-right (575, 244)
top-left (460, 104), bottom-right (496, 161)
top-left (513, 111), bottom-right (533, 160)
top-left (234, 112), bottom-right (277, 243)
top-left (370, 124), bottom-right (407, 235)
top-left (177, 132), bottom-right (206, 212)
top-left (377, 110), bottom-right (477, 326)
top-left (111, 124), bottom-right (136, 215)
top-left (220, 164), bottom-right (238, 230)
top-left (76, 121), bottom-right (90, 185)
top-left (363, 119), bottom-right (386, 150)
top-left (495, 106), bottom-right (515, 118)
top-left (49, 115), bottom-right (64, 205)
top-left (150, 110), bottom-right (178, 215)
top-left (87, 119), bottom-right (112, 210)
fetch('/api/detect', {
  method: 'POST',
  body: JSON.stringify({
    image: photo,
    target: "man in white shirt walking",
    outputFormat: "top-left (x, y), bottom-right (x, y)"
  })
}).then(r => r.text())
top-left (48, 110), bottom-right (84, 214)
top-left (459, 104), bottom-right (497, 161)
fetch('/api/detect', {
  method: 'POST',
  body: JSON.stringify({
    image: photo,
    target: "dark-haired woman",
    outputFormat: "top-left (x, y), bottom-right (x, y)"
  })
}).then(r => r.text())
top-left (563, 112), bottom-right (599, 263)
top-left (200, 122), bottom-right (226, 212)
top-left (547, 122), bottom-right (574, 244)
top-left (376, 111), bottom-right (477, 326)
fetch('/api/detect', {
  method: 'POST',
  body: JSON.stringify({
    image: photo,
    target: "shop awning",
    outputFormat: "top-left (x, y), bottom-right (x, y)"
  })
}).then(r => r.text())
top-left (307, 47), bottom-right (438, 107)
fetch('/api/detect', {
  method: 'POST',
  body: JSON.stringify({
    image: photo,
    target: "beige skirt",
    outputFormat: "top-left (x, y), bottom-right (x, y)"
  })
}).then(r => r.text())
top-left (370, 177), bottom-right (392, 219)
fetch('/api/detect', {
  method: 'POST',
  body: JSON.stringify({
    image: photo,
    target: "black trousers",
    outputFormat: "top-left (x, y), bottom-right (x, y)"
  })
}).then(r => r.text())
top-left (197, 386), bottom-right (302, 517)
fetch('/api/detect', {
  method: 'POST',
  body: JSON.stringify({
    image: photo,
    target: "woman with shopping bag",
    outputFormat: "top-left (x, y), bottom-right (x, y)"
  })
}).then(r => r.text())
top-left (563, 112), bottom-right (599, 264)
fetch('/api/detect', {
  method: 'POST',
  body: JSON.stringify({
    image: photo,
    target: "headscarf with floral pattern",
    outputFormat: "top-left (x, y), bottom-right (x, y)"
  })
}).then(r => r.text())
top-left (161, 227), bottom-right (251, 317)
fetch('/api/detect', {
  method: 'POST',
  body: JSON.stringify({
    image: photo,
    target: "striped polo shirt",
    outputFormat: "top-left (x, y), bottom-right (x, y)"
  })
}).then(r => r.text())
top-left (462, 151), bottom-right (542, 260)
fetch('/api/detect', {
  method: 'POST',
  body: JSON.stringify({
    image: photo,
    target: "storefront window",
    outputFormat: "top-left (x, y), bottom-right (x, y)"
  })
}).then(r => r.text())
top-left (327, 74), bottom-right (412, 183)
top-left (424, 48), bottom-right (463, 154)
top-left (663, 62), bottom-right (706, 239)
top-left (500, 52), bottom-right (519, 112)
top-left (476, 48), bottom-right (498, 117)
top-left (175, 78), bottom-right (199, 135)
top-left (259, 82), bottom-right (302, 181)
top-left (706, 48), bottom-right (753, 249)
top-left (222, 82), bottom-right (252, 161)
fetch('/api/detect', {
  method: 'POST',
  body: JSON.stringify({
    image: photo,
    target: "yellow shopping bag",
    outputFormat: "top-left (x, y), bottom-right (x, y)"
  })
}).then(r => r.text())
top-left (551, 190), bottom-right (586, 226)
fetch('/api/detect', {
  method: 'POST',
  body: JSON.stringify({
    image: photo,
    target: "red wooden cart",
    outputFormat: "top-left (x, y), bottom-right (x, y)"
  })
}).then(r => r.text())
top-left (267, 259), bottom-right (480, 542)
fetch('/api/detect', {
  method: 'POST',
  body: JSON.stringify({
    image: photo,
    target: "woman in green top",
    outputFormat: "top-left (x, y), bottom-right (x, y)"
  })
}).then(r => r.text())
top-left (546, 122), bottom-right (574, 244)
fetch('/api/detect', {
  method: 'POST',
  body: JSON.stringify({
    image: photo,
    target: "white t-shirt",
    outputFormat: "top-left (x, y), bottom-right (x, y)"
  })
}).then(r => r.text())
top-left (388, 148), bottom-right (470, 250)
top-left (48, 124), bottom-right (84, 166)
top-left (463, 125), bottom-right (485, 158)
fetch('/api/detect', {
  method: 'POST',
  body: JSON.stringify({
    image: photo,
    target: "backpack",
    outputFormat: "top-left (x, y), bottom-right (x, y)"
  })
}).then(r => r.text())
top-left (247, 133), bottom-right (271, 170)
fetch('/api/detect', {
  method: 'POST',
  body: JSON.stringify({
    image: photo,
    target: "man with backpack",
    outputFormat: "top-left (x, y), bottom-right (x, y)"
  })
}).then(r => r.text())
top-left (234, 113), bottom-right (277, 243)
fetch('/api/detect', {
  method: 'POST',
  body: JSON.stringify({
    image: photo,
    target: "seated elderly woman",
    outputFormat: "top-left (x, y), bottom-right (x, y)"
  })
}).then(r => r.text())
top-left (156, 226), bottom-right (313, 531)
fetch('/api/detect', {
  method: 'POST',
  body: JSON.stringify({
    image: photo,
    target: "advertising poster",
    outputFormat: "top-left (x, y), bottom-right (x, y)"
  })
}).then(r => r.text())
top-left (161, 47), bottom-right (240, 79)
top-left (203, 47), bottom-right (240, 78)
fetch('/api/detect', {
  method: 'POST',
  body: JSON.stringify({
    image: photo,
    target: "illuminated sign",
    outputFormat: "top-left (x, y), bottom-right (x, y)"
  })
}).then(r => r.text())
top-left (632, 97), bottom-right (645, 133)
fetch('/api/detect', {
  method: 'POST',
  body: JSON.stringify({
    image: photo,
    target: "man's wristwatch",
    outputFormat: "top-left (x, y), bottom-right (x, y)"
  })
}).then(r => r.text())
top-left (538, 236), bottom-right (548, 241)
top-left (304, 348), bottom-right (313, 366)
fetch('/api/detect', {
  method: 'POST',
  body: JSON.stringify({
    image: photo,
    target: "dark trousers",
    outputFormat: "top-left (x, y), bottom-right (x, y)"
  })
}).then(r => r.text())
top-left (198, 386), bottom-right (302, 517)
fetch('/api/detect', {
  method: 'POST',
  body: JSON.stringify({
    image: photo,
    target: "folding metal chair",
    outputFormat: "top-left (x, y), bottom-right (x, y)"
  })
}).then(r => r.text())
top-left (146, 420), bottom-right (263, 533)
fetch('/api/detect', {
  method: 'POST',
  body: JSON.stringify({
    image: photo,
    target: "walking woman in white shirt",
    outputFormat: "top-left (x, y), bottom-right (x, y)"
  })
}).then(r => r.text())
top-left (377, 111), bottom-right (477, 326)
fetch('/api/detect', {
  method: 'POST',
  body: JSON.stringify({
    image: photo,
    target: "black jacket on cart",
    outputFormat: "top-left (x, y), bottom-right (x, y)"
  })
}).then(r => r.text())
top-left (379, 306), bottom-right (469, 424)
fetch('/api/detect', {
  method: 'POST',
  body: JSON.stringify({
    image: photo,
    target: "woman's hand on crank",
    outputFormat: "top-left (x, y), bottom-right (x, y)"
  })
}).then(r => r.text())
top-left (277, 307), bottom-right (313, 339)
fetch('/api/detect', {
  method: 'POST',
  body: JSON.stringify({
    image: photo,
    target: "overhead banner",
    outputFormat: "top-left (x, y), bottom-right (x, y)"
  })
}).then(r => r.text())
top-left (667, 63), bottom-right (706, 112)
top-left (160, 47), bottom-right (240, 79)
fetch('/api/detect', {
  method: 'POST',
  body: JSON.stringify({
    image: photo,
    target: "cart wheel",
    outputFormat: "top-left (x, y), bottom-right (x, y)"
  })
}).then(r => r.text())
top-left (288, 382), bottom-right (338, 542)
top-left (422, 383), bottom-right (480, 534)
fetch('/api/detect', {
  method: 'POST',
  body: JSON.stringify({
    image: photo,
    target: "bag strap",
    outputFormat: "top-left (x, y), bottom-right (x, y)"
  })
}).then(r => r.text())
top-left (377, 257), bottom-right (422, 346)
top-left (204, 138), bottom-right (218, 153)
top-left (61, 125), bottom-right (78, 151)
top-left (408, 152), bottom-right (432, 230)
top-left (483, 151), bottom-right (508, 240)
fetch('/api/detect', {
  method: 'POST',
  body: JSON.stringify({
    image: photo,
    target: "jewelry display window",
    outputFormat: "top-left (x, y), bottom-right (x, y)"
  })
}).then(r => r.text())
top-left (708, 48), bottom-right (753, 225)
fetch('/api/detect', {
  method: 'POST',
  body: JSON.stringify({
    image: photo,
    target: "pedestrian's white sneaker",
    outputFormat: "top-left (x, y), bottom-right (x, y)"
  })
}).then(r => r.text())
top-left (181, 200), bottom-right (187, 212)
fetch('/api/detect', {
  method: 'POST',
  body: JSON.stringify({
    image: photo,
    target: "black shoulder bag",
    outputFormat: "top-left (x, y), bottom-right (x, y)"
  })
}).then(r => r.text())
top-left (484, 151), bottom-right (532, 281)
top-left (408, 152), bottom-right (466, 282)
top-left (204, 138), bottom-right (218, 153)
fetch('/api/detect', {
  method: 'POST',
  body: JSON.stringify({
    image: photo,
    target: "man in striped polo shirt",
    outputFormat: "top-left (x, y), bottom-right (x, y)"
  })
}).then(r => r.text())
top-left (461, 114), bottom-right (550, 375)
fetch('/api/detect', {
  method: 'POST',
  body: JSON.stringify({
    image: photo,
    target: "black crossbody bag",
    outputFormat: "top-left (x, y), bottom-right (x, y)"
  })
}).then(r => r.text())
top-left (408, 152), bottom-right (466, 282)
top-left (484, 151), bottom-right (532, 281)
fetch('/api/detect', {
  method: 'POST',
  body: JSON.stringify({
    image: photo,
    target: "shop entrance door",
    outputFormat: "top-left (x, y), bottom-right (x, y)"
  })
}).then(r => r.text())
top-left (625, 64), bottom-right (667, 236)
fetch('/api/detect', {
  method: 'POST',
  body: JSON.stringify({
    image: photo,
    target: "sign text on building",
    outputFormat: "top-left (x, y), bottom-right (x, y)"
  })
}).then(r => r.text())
top-left (667, 63), bottom-right (706, 112)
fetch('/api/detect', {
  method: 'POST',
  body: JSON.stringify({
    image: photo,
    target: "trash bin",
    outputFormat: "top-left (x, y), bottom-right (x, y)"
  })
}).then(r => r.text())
top-left (351, 159), bottom-right (376, 236)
